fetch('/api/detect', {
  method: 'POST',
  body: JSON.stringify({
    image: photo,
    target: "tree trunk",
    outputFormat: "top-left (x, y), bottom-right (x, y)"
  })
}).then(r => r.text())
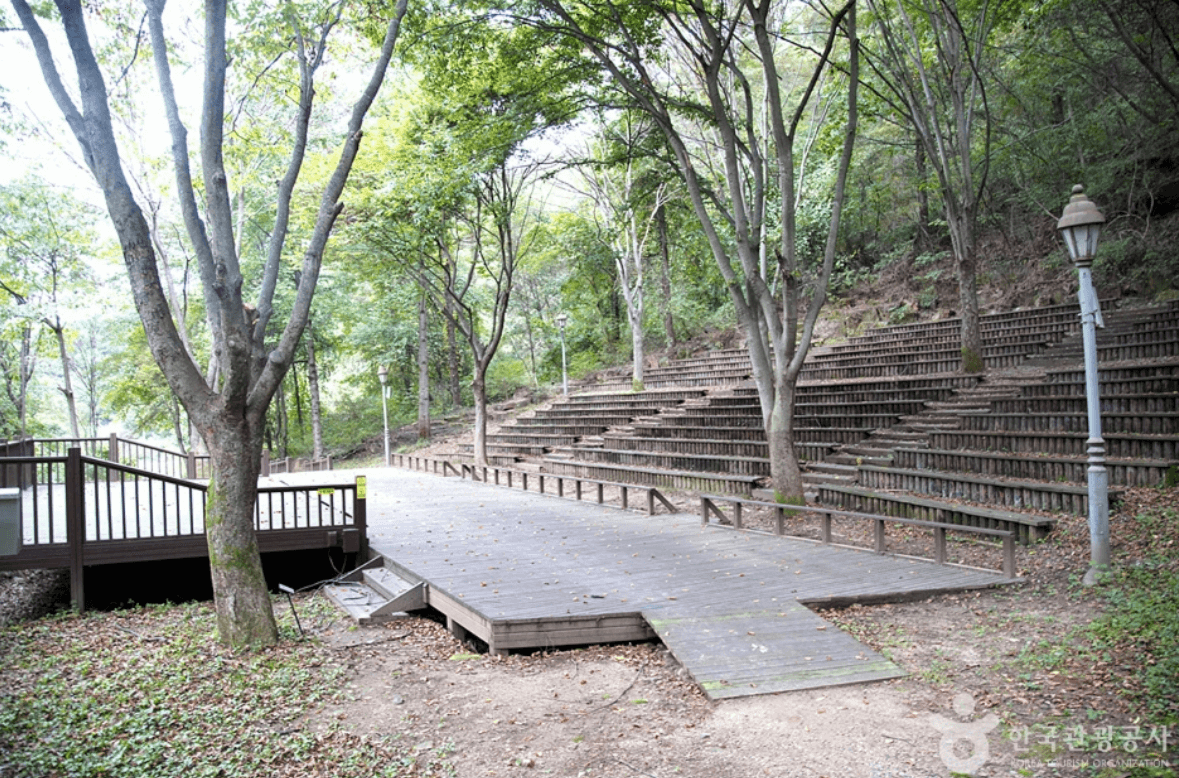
top-left (170, 394), bottom-right (187, 453)
top-left (203, 420), bottom-right (277, 648)
top-left (957, 251), bottom-right (984, 373)
top-left (630, 310), bottom-right (644, 391)
top-left (49, 318), bottom-right (81, 439)
top-left (274, 381), bottom-right (288, 460)
top-left (446, 298), bottom-right (462, 407)
top-left (305, 326), bottom-right (324, 460)
top-left (472, 371), bottom-right (488, 466)
top-left (767, 379), bottom-right (804, 503)
top-left (915, 141), bottom-right (932, 251)
top-left (417, 290), bottom-right (430, 440)
top-left (18, 324), bottom-right (36, 438)
top-left (657, 204), bottom-right (676, 348)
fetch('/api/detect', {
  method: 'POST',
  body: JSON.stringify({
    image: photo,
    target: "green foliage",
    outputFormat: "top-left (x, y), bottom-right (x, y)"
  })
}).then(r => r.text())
top-left (961, 347), bottom-right (984, 374)
top-left (0, 601), bottom-right (438, 777)
top-left (1085, 508), bottom-right (1179, 724)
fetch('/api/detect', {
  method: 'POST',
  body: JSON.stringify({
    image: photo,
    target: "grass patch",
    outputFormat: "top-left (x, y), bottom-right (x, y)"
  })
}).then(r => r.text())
top-left (0, 598), bottom-right (447, 777)
top-left (1085, 511), bottom-right (1179, 724)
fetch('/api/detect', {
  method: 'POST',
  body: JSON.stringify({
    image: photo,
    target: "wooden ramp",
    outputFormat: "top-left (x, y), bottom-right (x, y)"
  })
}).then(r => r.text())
top-left (305, 468), bottom-right (1015, 700)
top-left (644, 603), bottom-right (903, 699)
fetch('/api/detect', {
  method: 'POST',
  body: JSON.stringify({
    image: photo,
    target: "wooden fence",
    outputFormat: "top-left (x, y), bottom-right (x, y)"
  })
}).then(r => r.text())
top-left (0, 447), bottom-right (366, 611)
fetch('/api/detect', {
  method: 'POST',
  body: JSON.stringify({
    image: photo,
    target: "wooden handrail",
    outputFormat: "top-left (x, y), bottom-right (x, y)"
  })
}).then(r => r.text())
top-left (698, 492), bottom-right (1017, 579)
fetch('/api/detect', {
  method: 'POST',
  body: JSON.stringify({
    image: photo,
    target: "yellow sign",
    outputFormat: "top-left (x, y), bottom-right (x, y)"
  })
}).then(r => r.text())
top-left (356, 476), bottom-right (367, 500)
top-left (317, 487), bottom-right (335, 496)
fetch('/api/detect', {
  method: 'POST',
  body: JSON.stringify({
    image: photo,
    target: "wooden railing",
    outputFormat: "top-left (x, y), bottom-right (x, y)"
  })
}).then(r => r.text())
top-left (265, 451), bottom-right (333, 476)
top-left (698, 493), bottom-right (1016, 579)
top-left (385, 452), bottom-right (677, 516)
top-left (1, 434), bottom-right (211, 480)
top-left (0, 448), bottom-right (366, 611)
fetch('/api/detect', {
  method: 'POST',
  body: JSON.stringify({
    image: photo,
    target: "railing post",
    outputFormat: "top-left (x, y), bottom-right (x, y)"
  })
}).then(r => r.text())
top-left (108, 432), bottom-right (119, 464)
top-left (733, 501), bottom-right (743, 530)
top-left (66, 447), bottom-right (85, 613)
top-left (700, 497), bottom-right (709, 526)
top-left (646, 489), bottom-right (654, 515)
top-left (558, 477), bottom-right (565, 498)
top-left (187, 452), bottom-right (197, 480)
top-left (596, 483), bottom-right (603, 504)
top-left (1003, 534), bottom-right (1016, 578)
top-left (934, 526), bottom-right (947, 565)
top-left (621, 486), bottom-right (628, 510)
top-left (261, 449), bottom-right (271, 478)
top-left (874, 519), bottom-right (886, 554)
top-left (821, 512), bottom-right (832, 544)
top-left (538, 474), bottom-right (545, 494)
top-left (775, 506), bottom-right (784, 535)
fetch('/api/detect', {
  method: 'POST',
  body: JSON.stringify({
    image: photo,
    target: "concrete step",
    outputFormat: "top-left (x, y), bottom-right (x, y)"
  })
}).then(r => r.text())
top-left (323, 562), bottom-right (428, 625)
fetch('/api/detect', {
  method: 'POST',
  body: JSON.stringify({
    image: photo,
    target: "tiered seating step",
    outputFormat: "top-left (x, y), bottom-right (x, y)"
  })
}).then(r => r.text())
top-left (990, 394), bottom-right (1179, 414)
top-left (600, 434), bottom-right (833, 461)
top-left (958, 412), bottom-right (1179, 435)
top-left (894, 447), bottom-right (1176, 488)
top-left (928, 430), bottom-right (1179, 459)
top-left (554, 446), bottom-right (771, 476)
top-left (543, 458), bottom-right (762, 495)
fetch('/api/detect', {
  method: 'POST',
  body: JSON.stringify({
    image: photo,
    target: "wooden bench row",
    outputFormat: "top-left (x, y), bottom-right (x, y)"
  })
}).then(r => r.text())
top-left (600, 434), bottom-right (834, 461)
top-left (1044, 359), bottom-right (1179, 385)
top-left (989, 393), bottom-right (1179, 415)
top-left (542, 457), bottom-right (763, 496)
top-left (816, 483), bottom-right (1056, 544)
top-left (855, 465), bottom-right (1123, 517)
top-left (697, 493), bottom-right (1017, 578)
top-left (558, 388), bottom-right (708, 405)
top-left (957, 411), bottom-right (1179, 435)
top-left (552, 446), bottom-right (773, 476)
top-left (630, 423), bottom-right (872, 445)
top-left (927, 429), bottom-right (1179, 459)
top-left (820, 329), bottom-right (1066, 358)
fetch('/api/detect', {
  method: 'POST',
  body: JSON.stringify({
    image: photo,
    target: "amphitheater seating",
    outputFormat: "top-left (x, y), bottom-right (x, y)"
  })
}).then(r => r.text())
top-left (468, 299), bottom-right (1178, 544)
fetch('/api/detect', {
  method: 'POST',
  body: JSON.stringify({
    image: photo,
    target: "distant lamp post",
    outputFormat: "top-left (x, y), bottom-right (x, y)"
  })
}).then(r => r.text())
top-left (377, 364), bottom-right (390, 467)
top-left (557, 313), bottom-right (569, 396)
top-left (1056, 184), bottom-right (1109, 586)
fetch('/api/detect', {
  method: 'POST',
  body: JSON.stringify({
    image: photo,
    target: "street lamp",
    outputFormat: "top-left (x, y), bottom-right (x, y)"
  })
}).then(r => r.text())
top-left (1056, 184), bottom-right (1109, 586)
top-left (556, 313), bottom-right (568, 396)
top-left (377, 364), bottom-right (390, 467)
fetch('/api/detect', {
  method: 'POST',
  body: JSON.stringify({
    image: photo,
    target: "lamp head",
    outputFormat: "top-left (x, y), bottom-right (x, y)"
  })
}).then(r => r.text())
top-left (557, 313), bottom-right (568, 330)
top-left (377, 364), bottom-right (388, 385)
top-left (1056, 184), bottom-right (1105, 266)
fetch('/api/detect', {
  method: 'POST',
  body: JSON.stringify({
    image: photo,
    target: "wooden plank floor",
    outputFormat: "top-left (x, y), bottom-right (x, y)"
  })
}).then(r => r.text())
top-left (287, 467), bottom-right (1016, 699)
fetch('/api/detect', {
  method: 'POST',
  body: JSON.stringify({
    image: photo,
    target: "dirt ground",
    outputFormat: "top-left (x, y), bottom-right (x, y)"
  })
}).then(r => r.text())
top-left (296, 486), bottom-right (1176, 778)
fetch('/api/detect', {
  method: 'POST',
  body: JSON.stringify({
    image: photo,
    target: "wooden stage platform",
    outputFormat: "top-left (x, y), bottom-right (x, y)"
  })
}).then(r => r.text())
top-left (316, 467), bottom-right (1017, 700)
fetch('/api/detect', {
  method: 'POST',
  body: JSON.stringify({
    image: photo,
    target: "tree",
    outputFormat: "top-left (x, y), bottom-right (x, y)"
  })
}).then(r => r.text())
top-left (578, 111), bottom-right (672, 391)
top-left (862, 0), bottom-right (1004, 371)
top-left (0, 177), bottom-right (95, 439)
top-left (10, 0), bottom-right (409, 647)
top-left (514, 0), bottom-right (860, 502)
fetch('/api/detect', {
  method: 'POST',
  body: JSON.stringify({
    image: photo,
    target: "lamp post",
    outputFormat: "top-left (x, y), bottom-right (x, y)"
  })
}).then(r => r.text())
top-left (557, 313), bottom-right (568, 396)
top-left (377, 364), bottom-right (390, 467)
top-left (1056, 184), bottom-right (1109, 586)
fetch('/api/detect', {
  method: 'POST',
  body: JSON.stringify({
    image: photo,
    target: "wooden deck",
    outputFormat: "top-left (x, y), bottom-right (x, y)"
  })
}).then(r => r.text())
top-left (310, 467), bottom-right (1017, 700)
